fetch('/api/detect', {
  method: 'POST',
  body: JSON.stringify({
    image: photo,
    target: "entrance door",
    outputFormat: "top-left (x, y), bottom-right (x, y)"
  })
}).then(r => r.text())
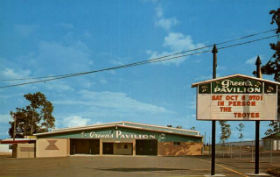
top-left (89, 140), bottom-right (99, 154)
top-left (136, 140), bottom-right (157, 155)
top-left (103, 143), bottom-right (114, 154)
top-left (70, 139), bottom-right (99, 155)
top-left (114, 143), bottom-right (133, 155)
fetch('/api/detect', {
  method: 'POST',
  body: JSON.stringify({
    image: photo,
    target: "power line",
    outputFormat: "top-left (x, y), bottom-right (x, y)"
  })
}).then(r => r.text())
top-left (219, 34), bottom-right (278, 50)
top-left (1, 28), bottom-right (276, 82)
top-left (0, 49), bottom-right (212, 88)
top-left (0, 46), bottom-right (211, 82)
top-left (215, 28), bottom-right (275, 46)
top-left (0, 34), bottom-right (277, 89)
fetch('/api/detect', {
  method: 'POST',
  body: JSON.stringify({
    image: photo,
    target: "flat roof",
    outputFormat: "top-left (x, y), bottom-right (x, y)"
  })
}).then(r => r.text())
top-left (192, 74), bottom-right (280, 87)
top-left (1, 138), bottom-right (36, 144)
top-left (35, 121), bottom-right (201, 138)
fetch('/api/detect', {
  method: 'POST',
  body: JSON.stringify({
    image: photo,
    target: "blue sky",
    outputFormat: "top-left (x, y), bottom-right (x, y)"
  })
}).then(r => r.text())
top-left (0, 0), bottom-right (278, 142)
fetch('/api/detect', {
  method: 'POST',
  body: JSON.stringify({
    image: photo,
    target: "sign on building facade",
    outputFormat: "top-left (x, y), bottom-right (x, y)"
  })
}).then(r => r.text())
top-left (192, 74), bottom-right (280, 121)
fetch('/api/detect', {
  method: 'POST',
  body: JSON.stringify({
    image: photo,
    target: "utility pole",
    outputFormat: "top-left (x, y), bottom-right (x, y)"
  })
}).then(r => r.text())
top-left (31, 111), bottom-right (34, 135)
top-left (13, 116), bottom-right (16, 141)
top-left (211, 44), bottom-right (217, 175)
top-left (255, 56), bottom-right (261, 174)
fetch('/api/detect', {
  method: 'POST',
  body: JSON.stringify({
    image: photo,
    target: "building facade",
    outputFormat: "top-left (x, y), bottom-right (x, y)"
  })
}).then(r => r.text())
top-left (263, 133), bottom-right (280, 151)
top-left (35, 122), bottom-right (203, 157)
top-left (0, 138), bottom-right (36, 158)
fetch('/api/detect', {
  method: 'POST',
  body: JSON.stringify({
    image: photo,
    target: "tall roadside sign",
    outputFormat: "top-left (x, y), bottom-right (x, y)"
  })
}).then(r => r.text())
top-left (192, 62), bottom-right (280, 175)
top-left (192, 74), bottom-right (279, 121)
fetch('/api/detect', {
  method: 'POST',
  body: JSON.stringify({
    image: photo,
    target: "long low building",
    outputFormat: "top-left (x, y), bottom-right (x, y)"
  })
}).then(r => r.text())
top-left (34, 121), bottom-right (202, 158)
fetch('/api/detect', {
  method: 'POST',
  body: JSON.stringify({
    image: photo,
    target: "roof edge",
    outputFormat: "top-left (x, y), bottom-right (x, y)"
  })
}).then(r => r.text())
top-left (192, 74), bottom-right (280, 87)
top-left (121, 121), bottom-right (200, 134)
top-left (34, 121), bottom-right (201, 138)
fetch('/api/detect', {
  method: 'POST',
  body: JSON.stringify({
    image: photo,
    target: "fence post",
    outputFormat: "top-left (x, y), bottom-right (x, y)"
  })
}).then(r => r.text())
top-left (270, 139), bottom-right (272, 163)
top-left (231, 143), bottom-right (233, 159)
top-left (251, 141), bottom-right (254, 162)
top-left (240, 143), bottom-right (242, 159)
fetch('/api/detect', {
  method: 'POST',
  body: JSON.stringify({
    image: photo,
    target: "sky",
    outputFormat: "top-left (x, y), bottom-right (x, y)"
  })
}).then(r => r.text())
top-left (0, 0), bottom-right (279, 142)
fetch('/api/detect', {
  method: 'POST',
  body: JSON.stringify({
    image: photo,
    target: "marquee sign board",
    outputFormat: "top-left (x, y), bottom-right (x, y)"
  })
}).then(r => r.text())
top-left (192, 74), bottom-right (280, 121)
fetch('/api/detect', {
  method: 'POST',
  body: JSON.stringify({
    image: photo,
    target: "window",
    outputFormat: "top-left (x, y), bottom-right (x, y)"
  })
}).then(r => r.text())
top-left (173, 142), bottom-right (181, 146)
top-left (124, 144), bottom-right (128, 149)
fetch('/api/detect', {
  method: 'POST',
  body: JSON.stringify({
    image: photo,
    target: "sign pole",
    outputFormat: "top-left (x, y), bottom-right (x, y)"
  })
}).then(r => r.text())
top-left (255, 121), bottom-right (260, 174)
top-left (192, 55), bottom-right (279, 175)
top-left (211, 44), bottom-right (217, 176)
top-left (255, 56), bottom-right (261, 174)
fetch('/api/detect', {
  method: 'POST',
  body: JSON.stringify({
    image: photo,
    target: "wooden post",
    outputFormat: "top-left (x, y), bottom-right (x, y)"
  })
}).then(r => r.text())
top-left (133, 139), bottom-right (136, 156)
top-left (67, 139), bottom-right (70, 156)
top-left (211, 44), bottom-right (217, 175)
top-left (99, 139), bottom-right (103, 155)
top-left (255, 56), bottom-right (261, 174)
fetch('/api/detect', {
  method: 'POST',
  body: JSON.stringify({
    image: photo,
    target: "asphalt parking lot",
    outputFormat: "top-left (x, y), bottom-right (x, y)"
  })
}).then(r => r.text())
top-left (0, 155), bottom-right (277, 177)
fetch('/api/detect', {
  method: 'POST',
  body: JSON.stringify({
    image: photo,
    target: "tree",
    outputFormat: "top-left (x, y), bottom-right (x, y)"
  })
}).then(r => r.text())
top-left (9, 92), bottom-right (55, 137)
top-left (219, 121), bottom-right (231, 144)
top-left (261, 9), bottom-right (280, 81)
top-left (236, 123), bottom-right (244, 140)
top-left (190, 126), bottom-right (196, 130)
top-left (259, 8), bottom-right (280, 136)
top-left (265, 121), bottom-right (280, 136)
top-left (236, 122), bottom-right (244, 158)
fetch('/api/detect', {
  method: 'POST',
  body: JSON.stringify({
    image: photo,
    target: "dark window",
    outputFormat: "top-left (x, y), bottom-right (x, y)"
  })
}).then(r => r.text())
top-left (124, 144), bottom-right (128, 149)
top-left (173, 142), bottom-right (181, 146)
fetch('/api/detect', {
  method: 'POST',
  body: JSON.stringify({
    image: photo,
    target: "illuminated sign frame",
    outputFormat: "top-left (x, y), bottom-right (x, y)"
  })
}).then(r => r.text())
top-left (192, 74), bottom-right (280, 121)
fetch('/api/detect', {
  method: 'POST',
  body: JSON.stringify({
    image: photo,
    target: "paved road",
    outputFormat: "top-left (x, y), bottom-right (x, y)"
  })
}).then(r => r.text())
top-left (0, 155), bottom-right (275, 177)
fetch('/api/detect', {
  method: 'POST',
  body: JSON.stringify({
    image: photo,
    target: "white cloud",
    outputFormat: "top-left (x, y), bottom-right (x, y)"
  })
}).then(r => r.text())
top-left (53, 90), bottom-right (176, 126)
top-left (164, 33), bottom-right (204, 51)
top-left (147, 32), bottom-right (205, 65)
top-left (0, 93), bottom-right (23, 99)
top-left (83, 31), bottom-right (92, 38)
top-left (155, 6), bottom-right (163, 18)
top-left (14, 24), bottom-right (38, 37)
top-left (58, 23), bottom-right (74, 29)
top-left (54, 90), bottom-right (174, 115)
top-left (0, 40), bottom-right (95, 90)
top-left (99, 79), bottom-right (107, 84)
top-left (37, 41), bottom-right (92, 73)
top-left (146, 50), bottom-right (184, 65)
top-left (43, 81), bottom-right (74, 92)
top-left (0, 131), bottom-right (9, 136)
top-left (62, 115), bottom-right (90, 128)
top-left (149, 3), bottom-right (205, 65)
top-left (81, 90), bottom-right (171, 113)
top-left (246, 56), bottom-right (263, 65)
top-left (155, 18), bottom-right (178, 31)
top-left (141, 0), bottom-right (159, 4)
top-left (0, 114), bottom-right (11, 123)
top-left (1, 68), bottom-right (31, 80)
top-left (1, 40), bottom-right (93, 82)
top-left (154, 6), bottom-right (178, 31)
